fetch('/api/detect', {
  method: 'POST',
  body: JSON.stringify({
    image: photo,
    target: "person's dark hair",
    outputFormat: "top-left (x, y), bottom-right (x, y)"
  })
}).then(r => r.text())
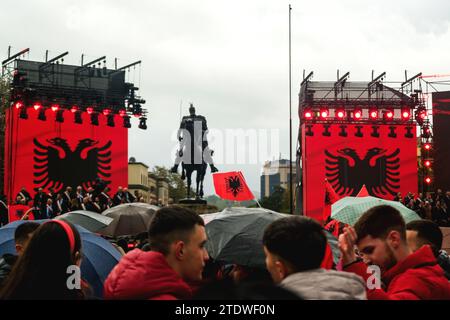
top-left (14, 222), bottom-right (40, 245)
top-left (354, 205), bottom-right (406, 243)
top-left (0, 221), bottom-right (84, 300)
top-left (148, 205), bottom-right (204, 255)
top-left (263, 216), bottom-right (326, 272)
top-left (406, 220), bottom-right (443, 257)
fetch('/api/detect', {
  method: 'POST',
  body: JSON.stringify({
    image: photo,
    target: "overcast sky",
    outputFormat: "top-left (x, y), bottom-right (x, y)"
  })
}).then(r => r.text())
top-left (1, 0), bottom-right (450, 196)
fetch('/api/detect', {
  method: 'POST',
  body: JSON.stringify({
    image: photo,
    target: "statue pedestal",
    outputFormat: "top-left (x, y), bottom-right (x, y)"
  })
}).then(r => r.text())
top-left (177, 198), bottom-right (218, 215)
top-left (179, 198), bottom-right (207, 205)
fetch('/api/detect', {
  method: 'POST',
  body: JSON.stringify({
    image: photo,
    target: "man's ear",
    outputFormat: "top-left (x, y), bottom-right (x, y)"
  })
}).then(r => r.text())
top-left (387, 230), bottom-right (402, 249)
top-left (274, 259), bottom-right (288, 280)
top-left (174, 241), bottom-right (185, 261)
top-left (15, 244), bottom-right (23, 255)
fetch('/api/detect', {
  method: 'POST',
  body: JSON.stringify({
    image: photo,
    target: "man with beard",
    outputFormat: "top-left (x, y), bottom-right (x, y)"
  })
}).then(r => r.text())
top-left (339, 205), bottom-right (450, 300)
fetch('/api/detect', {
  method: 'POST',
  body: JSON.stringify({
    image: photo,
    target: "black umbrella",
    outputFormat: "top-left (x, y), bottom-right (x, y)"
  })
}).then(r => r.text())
top-left (55, 210), bottom-right (113, 233)
top-left (201, 207), bottom-right (340, 269)
top-left (99, 203), bottom-right (159, 237)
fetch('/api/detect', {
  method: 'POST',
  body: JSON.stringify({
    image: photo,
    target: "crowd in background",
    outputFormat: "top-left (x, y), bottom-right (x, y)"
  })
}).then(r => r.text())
top-left (393, 189), bottom-right (450, 226)
top-left (0, 179), bottom-right (167, 225)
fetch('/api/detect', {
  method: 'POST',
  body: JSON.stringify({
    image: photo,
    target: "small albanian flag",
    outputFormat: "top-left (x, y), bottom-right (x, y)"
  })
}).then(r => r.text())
top-left (212, 171), bottom-right (254, 201)
top-left (323, 179), bottom-right (341, 222)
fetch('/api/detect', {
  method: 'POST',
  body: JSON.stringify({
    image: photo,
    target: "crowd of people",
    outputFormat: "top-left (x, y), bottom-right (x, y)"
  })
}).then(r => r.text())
top-left (0, 204), bottom-right (448, 300)
top-left (0, 181), bottom-right (158, 225)
top-left (393, 189), bottom-right (450, 226)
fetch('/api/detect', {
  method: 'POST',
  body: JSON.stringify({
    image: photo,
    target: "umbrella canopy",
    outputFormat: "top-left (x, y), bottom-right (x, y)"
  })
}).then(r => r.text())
top-left (55, 210), bottom-right (113, 233)
top-left (331, 196), bottom-right (421, 226)
top-left (0, 220), bottom-right (122, 298)
top-left (99, 203), bottom-right (159, 237)
top-left (201, 207), bottom-right (340, 269)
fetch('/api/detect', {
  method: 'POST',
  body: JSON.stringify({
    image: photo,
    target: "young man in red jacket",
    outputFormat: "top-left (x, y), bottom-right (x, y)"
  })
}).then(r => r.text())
top-left (339, 205), bottom-right (450, 300)
top-left (103, 206), bottom-right (209, 299)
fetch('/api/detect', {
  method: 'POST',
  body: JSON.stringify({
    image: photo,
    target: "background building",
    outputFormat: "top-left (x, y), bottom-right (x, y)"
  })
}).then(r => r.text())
top-left (128, 157), bottom-right (170, 205)
top-left (260, 159), bottom-right (296, 199)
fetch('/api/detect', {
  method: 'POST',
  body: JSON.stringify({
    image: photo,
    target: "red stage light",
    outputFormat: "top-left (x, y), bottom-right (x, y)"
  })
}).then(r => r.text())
top-left (51, 104), bottom-right (60, 112)
top-left (86, 107), bottom-right (94, 114)
top-left (14, 101), bottom-right (24, 109)
top-left (424, 160), bottom-right (431, 167)
top-left (425, 177), bottom-right (431, 184)
top-left (354, 110), bottom-right (362, 119)
top-left (336, 110), bottom-right (345, 118)
top-left (119, 109), bottom-right (127, 117)
top-left (33, 103), bottom-right (42, 111)
top-left (320, 109), bottom-right (329, 119)
top-left (103, 109), bottom-right (112, 116)
top-left (385, 110), bottom-right (394, 119)
top-left (419, 111), bottom-right (427, 119)
top-left (70, 106), bottom-right (79, 113)
top-left (304, 111), bottom-right (313, 119)
top-left (369, 110), bottom-right (378, 119)
top-left (401, 109), bottom-right (410, 120)
top-left (424, 143), bottom-right (431, 150)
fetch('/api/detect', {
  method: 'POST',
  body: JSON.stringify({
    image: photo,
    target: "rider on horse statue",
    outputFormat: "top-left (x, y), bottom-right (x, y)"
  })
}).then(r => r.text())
top-left (171, 103), bottom-right (219, 175)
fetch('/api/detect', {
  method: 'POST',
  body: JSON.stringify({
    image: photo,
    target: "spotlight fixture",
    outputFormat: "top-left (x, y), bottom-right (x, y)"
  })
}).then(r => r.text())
top-left (384, 109), bottom-right (394, 120)
top-left (56, 109), bottom-right (64, 123)
top-left (33, 103), bottom-right (42, 111)
top-left (74, 111), bottom-right (83, 124)
top-left (353, 109), bottom-right (362, 120)
top-left (38, 108), bottom-right (47, 121)
top-left (138, 117), bottom-right (147, 130)
top-left (369, 107), bottom-right (378, 120)
top-left (123, 115), bottom-right (131, 128)
top-left (103, 108), bottom-right (112, 116)
top-left (86, 106), bottom-right (94, 115)
top-left (405, 127), bottom-right (414, 138)
top-left (132, 104), bottom-right (142, 117)
top-left (355, 125), bottom-right (363, 138)
top-left (70, 105), bottom-right (79, 113)
top-left (90, 112), bottom-right (99, 126)
top-left (107, 114), bottom-right (115, 127)
top-left (425, 177), bottom-right (431, 184)
top-left (388, 126), bottom-right (397, 138)
top-left (371, 126), bottom-right (380, 138)
top-left (424, 160), bottom-right (431, 168)
top-left (14, 101), bottom-right (24, 109)
top-left (423, 143), bottom-right (431, 151)
top-left (19, 107), bottom-right (28, 119)
top-left (51, 104), bottom-right (60, 112)
top-left (336, 109), bottom-right (345, 119)
top-left (303, 109), bottom-right (313, 119)
top-left (119, 109), bottom-right (127, 117)
top-left (322, 124), bottom-right (331, 136)
top-left (305, 124), bottom-right (314, 136)
top-left (319, 108), bottom-right (329, 119)
top-left (401, 108), bottom-right (411, 120)
top-left (338, 125), bottom-right (347, 137)
top-left (422, 125), bottom-right (431, 139)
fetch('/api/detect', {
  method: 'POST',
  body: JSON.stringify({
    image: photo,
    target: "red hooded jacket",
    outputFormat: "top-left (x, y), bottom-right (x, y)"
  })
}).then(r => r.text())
top-left (103, 249), bottom-right (193, 300)
top-left (344, 245), bottom-right (450, 300)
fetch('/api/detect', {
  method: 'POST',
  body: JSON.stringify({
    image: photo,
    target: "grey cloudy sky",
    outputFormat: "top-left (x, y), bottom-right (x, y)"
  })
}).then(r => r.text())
top-left (1, 0), bottom-right (449, 196)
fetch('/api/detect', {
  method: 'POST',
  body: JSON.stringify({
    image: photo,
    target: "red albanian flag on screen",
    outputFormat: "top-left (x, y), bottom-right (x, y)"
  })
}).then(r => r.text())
top-left (212, 171), bottom-right (254, 201)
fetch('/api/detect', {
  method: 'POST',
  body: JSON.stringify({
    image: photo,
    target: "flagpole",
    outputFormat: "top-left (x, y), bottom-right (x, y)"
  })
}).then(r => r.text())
top-left (288, 4), bottom-right (293, 214)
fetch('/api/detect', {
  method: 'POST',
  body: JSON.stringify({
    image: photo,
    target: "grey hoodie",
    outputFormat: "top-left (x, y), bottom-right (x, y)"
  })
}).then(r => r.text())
top-left (280, 268), bottom-right (367, 300)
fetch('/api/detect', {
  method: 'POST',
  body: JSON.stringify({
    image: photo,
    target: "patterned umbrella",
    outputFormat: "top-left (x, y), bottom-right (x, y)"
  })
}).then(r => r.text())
top-left (331, 196), bottom-right (421, 226)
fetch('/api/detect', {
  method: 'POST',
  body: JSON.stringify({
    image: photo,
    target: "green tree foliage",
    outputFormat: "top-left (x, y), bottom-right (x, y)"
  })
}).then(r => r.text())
top-left (259, 185), bottom-right (291, 213)
top-left (152, 166), bottom-right (193, 203)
